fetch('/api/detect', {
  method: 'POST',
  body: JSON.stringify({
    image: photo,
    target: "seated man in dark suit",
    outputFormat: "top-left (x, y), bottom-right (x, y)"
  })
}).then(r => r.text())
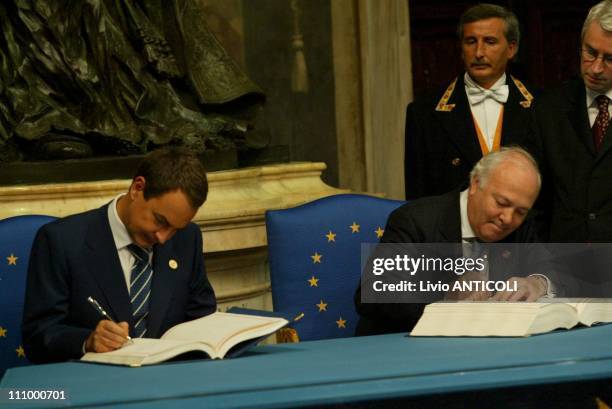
top-left (22, 147), bottom-right (216, 363)
top-left (356, 147), bottom-right (556, 335)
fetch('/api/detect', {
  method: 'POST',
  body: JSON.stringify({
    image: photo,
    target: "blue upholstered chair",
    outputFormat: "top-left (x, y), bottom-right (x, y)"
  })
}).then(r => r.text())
top-left (0, 215), bottom-right (56, 378)
top-left (266, 194), bottom-right (404, 341)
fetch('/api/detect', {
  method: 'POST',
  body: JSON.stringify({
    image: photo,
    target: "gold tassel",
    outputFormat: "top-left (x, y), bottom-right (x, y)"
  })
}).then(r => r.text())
top-left (276, 327), bottom-right (300, 343)
top-left (290, 0), bottom-right (309, 93)
top-left (596, 397), bottom-right (611, 409)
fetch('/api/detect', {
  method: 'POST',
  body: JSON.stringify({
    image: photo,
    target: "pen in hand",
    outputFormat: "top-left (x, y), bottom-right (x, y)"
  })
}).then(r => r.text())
top-left (87, 296), bottom-right (132, 341)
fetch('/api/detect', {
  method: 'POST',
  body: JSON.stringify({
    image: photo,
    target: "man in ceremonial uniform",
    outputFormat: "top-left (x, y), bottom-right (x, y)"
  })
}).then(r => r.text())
top-left (405, 3), bottom-right (535, 200)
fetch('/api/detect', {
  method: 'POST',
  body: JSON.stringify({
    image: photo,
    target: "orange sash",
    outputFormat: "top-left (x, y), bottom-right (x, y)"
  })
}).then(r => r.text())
top-left (472, 105), bottom-right (504, 155)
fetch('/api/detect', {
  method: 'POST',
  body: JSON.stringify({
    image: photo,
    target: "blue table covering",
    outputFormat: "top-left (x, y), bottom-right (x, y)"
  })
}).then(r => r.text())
top-left (2, 325), bottom-right (612, 408)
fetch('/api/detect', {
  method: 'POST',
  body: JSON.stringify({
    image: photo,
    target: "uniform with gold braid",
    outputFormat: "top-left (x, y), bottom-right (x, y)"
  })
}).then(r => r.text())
top-left (405, 74), bottom-right (536, 200)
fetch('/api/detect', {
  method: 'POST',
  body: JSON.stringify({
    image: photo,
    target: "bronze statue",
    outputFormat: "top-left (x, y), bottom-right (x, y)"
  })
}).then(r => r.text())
top-left (0, 0), bottom-right (264, 162)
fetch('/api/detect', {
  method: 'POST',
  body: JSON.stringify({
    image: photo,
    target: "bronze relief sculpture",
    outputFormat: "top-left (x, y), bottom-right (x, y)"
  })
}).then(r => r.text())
top-left (0, 0), bottom-right (264, 162)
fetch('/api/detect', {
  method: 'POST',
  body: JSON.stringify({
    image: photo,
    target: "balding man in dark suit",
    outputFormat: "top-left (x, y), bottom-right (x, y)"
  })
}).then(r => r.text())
top-left (357, 147), bottom-right (559, 335)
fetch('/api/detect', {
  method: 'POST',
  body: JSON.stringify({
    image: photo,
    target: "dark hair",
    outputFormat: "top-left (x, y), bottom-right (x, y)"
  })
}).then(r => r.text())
top-left (134, 147), bottom-right (208, 208)
top-left (457, 3), bottom-right (520, 47)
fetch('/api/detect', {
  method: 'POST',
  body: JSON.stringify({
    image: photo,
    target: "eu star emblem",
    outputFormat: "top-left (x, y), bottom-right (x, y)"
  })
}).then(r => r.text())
top-left (375, 227), bottom-right (384, 238)
top-left (6, 253), bottom-right (18, 265)
top-left (16, 345), bottom-right (26, 358)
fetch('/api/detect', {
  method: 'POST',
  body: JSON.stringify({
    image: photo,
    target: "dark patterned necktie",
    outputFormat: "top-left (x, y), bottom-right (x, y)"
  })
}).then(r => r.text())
top-left (127, 244), bottom-right (153, 338)
top-left (593, 95), bottom-right (610, 152)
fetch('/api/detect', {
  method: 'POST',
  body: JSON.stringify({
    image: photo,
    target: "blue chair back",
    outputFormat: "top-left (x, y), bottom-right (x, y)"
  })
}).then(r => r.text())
top-left (266, 194), bottom-right (404, 341)
top-left (0, 215), bottom-right (56, 378)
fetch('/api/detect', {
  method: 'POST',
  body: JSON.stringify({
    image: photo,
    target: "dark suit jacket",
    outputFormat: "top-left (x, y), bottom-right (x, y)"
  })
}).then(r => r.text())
top-left (22, 204), bottom-right (216, 363)
top-left (405, 74), bottom-right (537, 200)
top-left (354, 190), bottom-right (546, 336)
top-left (533, 77), bottom-right (612, 242)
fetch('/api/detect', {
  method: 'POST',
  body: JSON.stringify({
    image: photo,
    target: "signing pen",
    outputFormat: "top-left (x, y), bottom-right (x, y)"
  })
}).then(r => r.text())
top-left (87, 296), bottom-right (131, 340)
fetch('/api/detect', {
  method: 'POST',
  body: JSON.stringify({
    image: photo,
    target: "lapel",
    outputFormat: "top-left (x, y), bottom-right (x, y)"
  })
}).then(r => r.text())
top-left (438, 192), bottom-right (462, 242)
top-left (564, 79), bottom-right (597, 157)
top-left (488, 233), bottom-right (525, 280)
top-left (502, 76), bottom-right (528, 142)
top-left (84, 205), bottom-right (133, 324)
top-left (563, 77), bottom-right (612, 163)
top-left (436, 76), bottom-right (483, 166)
top-left (596, 124), bottom-right (612, 162)
top-left (487, 244), bottom-right (510, 280)
top-left (146, 242), bottom-right (179, 337)
top-left (436, 191), bottom-right (464, 258)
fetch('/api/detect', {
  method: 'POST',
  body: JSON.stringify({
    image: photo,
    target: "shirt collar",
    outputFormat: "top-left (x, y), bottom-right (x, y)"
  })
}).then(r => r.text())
top-left (585, 86), bottom-right (612, 108)
top-left (460, 189), bottom-right (477, 240)
top-left (464, 72), bottom-right (506, 91)
top-left (107, 194), bottom-right (133, 251)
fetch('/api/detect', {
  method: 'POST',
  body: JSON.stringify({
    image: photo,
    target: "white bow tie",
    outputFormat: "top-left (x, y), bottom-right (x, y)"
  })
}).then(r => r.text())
top-left (466, 85), bottom-right (509, 105)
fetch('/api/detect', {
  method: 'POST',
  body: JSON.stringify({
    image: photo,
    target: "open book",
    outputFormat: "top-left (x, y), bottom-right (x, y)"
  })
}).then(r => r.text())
top-left (410, 298), bottom-right (612, 337)
top-left (81, 311), bottom-right (288, 367)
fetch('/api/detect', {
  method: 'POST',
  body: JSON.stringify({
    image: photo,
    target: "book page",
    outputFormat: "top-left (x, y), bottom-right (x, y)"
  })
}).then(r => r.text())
top-left (573, 298), bottom-right (612, 326)
top-left (543, 297), bottom-right (591, 308)
top-left (411, 301), bottom-right (577, 337)
top-left (161, 312), bottom-right (287, 355)
top-left (81, 338), bottom-right (214, 366)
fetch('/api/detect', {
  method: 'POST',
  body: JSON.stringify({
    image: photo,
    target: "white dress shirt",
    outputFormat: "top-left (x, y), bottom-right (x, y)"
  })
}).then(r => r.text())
top-left (465, 73), bottom-right (507, 151)
top-left (107, 194), bottom-right (152, 292)
top-left (585, 87), bottom-right (612, 127)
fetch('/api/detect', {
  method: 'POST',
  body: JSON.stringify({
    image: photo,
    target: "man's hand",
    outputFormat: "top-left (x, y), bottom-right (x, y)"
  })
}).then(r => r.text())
top-left (493, 276), bottom-right (547, 302)
top-left (85, 320), bottom-right (130, 353)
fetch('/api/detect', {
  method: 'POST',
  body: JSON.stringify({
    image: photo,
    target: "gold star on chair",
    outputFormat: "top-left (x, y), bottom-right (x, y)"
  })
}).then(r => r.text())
top-left (336, 317), bottom-right (347, 328)
top-left (308, 276), bottom-right (319, 287)
top-left (0, 326), bottom-right (7, 337)
top-left (311, 252), bottom-right (322, 263)
top-left (6, 253), bottom-right (18, 265)
top-left (325, 231), bottom-right (336, 242)
top-left (316, 300), bottom-right (328, 312)
top-left (15, 345), bottom-right (26, 358)
top-left (349, 222), bottom-right (360, 233)
top-left (375, 227), bottom-right (384, 238)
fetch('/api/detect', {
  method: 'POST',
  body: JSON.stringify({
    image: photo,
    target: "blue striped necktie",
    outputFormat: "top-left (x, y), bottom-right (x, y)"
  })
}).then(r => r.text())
top-left (128, 244), bottom-right (153, 338)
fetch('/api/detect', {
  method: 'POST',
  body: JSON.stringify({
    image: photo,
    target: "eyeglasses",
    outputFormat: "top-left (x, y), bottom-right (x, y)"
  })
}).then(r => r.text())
top-left (580, 47), bottom-right (612, 68)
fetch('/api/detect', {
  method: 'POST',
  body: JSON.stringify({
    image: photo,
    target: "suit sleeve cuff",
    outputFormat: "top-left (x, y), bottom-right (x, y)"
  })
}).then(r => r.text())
top-left (529, 273), bottom-right (556, 298)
